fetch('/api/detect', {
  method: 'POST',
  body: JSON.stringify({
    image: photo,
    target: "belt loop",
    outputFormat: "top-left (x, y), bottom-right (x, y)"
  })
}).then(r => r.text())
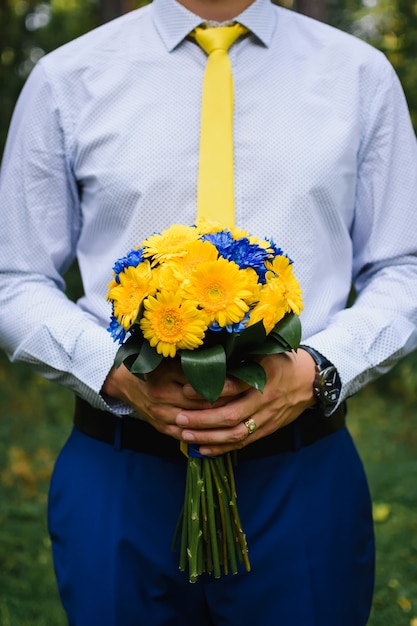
top-left (114, 417), bottom-right (122, 451)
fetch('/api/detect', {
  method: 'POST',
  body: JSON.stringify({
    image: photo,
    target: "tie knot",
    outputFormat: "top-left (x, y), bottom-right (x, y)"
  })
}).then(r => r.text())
top-left (191, 24), bottom-right (248, 56)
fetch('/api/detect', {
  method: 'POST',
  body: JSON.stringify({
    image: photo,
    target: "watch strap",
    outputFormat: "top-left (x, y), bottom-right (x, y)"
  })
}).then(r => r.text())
top-left (300, 345), bottom-right (342, 417)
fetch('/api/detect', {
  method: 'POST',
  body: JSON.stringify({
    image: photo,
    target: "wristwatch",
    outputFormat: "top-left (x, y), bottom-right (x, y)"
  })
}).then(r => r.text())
top-left (300, 345), bottom-right (342, 417)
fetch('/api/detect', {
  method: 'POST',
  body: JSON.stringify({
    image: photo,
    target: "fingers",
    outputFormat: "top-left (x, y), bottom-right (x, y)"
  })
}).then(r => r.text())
top-left (188, 413), bottom-right (265, 458)
top-left (186, 422), bottom-right (252, 458)
top-left (177, 383), bottom-right (262, 431)
top-left (175, 386), bottom-right (266, 456)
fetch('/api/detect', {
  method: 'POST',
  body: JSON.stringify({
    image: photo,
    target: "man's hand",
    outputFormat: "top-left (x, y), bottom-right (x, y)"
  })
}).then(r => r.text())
top-left (102, 349), bottom-right (316, 456)
top-left (175, 349), bottom-right (317, 456)
top-left (101, 358), bottom-right (227, 441)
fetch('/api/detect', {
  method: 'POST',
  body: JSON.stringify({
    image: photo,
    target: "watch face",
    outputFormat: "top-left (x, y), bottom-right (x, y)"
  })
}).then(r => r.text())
top-left (301, 346), bottom-right (341, 416)
top-left (319, 365), bottom-right (341, 412)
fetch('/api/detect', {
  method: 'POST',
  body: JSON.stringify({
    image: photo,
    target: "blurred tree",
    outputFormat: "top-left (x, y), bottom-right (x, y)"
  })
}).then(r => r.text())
top-left (327, 0), bottom-right (362, 30)
top-left (0, 0), bottom-right (98, 150)
top-left (396, 0), bottom-right (417, 128)
top-left (295, 0), bottom-right (328, 22)
top-left (99, 0), bottom-right (136, 23)
top-left (349, 0), bottom-right (417, 129)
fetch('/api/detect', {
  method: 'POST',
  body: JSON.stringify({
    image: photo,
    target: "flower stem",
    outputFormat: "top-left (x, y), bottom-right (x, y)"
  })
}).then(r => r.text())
top-left (213, 458), bottom-right (238, 575)
top-left (174, 452), bottom-right (250, 581)
top-left (178, 461), bottom-right (192, 573)
top-left (210, 460), bottom-right (229, 575)
top-left (200, 473), bottom-right (213, 574)
top-left (188, 458), bottom-right (204, 583)
top-left (226, 453), bottom-right (251, 572)
top-left (204, 459), bottom-right (221, 578)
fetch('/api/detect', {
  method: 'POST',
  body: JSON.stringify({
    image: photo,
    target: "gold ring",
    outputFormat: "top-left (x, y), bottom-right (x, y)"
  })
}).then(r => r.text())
top-left (244, 418), bottom-right (257, 435)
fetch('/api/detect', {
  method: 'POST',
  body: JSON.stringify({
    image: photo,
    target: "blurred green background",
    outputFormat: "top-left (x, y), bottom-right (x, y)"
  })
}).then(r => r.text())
top-left (0, 1), bottom-right (416, 624)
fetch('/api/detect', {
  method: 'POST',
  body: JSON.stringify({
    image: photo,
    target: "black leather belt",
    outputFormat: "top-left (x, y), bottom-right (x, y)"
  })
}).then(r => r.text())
top-left (74, 397), bottom-right (346, 461)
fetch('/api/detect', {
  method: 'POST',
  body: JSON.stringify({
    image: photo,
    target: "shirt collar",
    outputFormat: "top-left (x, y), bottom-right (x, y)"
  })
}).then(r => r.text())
top-left (152, 0), bottom-right (277, 51)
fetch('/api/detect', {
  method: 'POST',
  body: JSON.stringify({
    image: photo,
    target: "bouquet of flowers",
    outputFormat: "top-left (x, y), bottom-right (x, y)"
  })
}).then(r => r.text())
top-left (107, 221), bottom-right (303, 582)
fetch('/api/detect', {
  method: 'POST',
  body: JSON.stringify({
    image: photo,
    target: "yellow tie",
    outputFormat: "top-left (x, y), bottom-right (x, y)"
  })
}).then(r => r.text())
top-left (191, 24), bottom-right (248, 228)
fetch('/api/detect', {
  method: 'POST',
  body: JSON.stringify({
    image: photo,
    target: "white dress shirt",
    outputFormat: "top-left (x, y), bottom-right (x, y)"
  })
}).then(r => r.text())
top-left (0, 0), bottom-right (416, 412)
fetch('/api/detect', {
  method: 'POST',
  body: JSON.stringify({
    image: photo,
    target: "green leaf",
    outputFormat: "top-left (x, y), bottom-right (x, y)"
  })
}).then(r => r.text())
top-left (272, 313), bottom-right (302, 351)
top-left (114, 334), bottom-right (144, 369)
top-left (267, 333), bottom-right (292, 353)
top-left (130, 340), bottom-right (163, 375)
top-left (181, 345), bottom-right (227, 403)
top-left (223, 331), bottom-right (238, 358)
top-left (224, 320), bottom-right (267, 358)
top-left (228, 362), bottom-right (267, 393)
top-left (246, 337), bottom-right (289, 355)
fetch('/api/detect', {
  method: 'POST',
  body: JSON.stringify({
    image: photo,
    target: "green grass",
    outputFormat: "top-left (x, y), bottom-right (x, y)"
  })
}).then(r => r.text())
top-left (0, 358), bottom-right (70, 625)
top-left (0, 351), bottom-right (416, 625)
top-left (350, 372), bottom-right (417, 626)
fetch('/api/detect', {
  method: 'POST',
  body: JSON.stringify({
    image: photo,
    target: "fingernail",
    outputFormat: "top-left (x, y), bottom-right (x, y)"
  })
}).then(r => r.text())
top-left (183, 432), bottom-right (195, 442)
top-left (176, 414), bottom-right (189, 426)
top-left (199, 447), bottom-right (213, 457)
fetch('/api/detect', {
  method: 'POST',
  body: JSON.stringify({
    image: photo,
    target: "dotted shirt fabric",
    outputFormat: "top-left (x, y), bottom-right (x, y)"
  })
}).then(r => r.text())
top-left (0, 0), bottom-right (416, 412)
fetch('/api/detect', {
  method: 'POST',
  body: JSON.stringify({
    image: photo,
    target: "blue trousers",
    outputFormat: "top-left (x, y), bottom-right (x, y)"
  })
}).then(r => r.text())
top-left (48, 425), bottom-right (374, 625)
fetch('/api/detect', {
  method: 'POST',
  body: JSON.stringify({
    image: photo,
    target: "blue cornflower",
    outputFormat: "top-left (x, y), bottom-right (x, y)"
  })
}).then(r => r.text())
top-left (266, 238), bottom-right (293, 264)
top-left (226, 239), bottom-right (270, 277)
top-left (209, 313), bottom-right (250, 335)
top-left (201, 231), bottom-right (234, 257)
top-left (112, 248), bottom-right (144, 283)
top-left (107, 315), bottom-right (126, 344)
top-left (202, 231), bottom-right (270, 282)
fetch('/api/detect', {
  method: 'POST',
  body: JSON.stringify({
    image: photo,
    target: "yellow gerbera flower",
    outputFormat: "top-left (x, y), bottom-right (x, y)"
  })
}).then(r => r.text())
top-left (248, 281), bottom-right (288, 334)
top-left (194, 218), bottom-right (225, 235)
top-left (265, 256), bottom-right (304, 316)
top-left (140, 291), bottom-right (208, 358)
top-left (229, 226), bottom-right (249, 240)
top-left (181, 257), bottom-right (259, 328)
top-left (170, 239), bottom-right (218, 281)
top-left (142, 224), bottom-right (200, 265)
top-left (230, 227), bottom-right (271, 251)
top-left (151, 262), bottom-right (183, 294)
top-left (107, 261), bottom-right (155, 330)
